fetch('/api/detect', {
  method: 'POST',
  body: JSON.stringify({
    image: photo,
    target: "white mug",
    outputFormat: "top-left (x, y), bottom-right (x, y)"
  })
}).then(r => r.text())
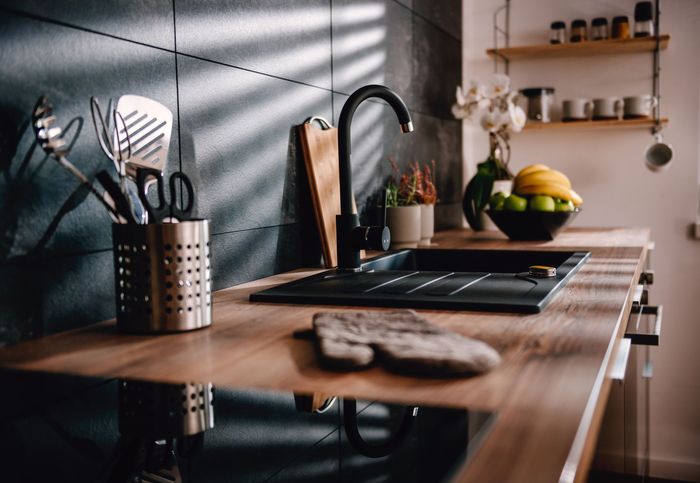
top-left (562, 99), bottom-right (593, 121)
top-left (593, 97), bottom-right (624, 120)
top-left (624, 95), bottom-right (658, 118)
top-left (645, 133), bottom-right (673, 172)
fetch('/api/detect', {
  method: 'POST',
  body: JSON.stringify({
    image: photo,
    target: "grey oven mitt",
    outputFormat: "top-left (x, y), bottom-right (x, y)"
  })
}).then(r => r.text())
top-left (310, 310), bottom-right (501, 376)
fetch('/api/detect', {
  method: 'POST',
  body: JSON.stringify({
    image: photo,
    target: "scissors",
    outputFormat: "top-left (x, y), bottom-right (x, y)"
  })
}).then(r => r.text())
top-left (136, 167), bottom-right (195, 223)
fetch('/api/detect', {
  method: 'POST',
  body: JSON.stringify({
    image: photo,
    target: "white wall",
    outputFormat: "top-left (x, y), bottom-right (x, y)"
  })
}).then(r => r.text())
top-left (461, 1), bottom-right (700, 480)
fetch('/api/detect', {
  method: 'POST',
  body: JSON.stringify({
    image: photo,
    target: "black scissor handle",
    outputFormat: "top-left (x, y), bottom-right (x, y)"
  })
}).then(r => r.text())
top-left (136, 167), bottom-right (167, 222)
top-left (168, 171), bottom-right (194, 221)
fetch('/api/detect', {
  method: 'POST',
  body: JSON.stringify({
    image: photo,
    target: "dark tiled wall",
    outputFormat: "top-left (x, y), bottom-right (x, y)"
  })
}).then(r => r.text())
top-left (0, 0), bottom-right (462, 345)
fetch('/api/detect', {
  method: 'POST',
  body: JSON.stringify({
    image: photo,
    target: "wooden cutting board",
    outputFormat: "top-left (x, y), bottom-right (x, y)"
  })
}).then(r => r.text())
top-left (299, 118), bottom-right (362, 268)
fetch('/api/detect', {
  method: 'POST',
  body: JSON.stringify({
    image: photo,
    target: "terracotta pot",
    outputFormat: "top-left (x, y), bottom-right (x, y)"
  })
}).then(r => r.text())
top-left (419, 204), bottom-right (434, 246)
top-left (480, 179), bottom-right (513, 231)
top-left (386, 205), bottom-right (421, 249)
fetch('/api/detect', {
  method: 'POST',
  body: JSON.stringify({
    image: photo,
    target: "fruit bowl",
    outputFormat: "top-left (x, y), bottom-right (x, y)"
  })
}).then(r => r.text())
top-left (485, 209), bottom-right (581, 241)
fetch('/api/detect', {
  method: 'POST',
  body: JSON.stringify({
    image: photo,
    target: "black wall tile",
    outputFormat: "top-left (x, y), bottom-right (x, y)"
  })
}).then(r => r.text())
top-left (175, 0), bottom-right (332, 89)
top-left (412, 15), bottom-right (461, 120)
top-left (332, 0), bottom-right (414, 108)
top-left (0, 250), bottom-right (114, 345)
top-left (413, 0), bottom-right (462, 40)
top-left (210, 223), bottom-right (303, 290)
top-left (0, 12), bottom-right (179, 258)
top-left (178, 55), bottom-right (332, 234)
top-left (405, 113), bottom-right (462, 204)
top-left (0, 1), bottom-right (175, 49)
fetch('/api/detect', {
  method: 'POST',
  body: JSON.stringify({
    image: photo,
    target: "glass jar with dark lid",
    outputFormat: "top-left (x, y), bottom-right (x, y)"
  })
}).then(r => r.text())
top-left (550, 21), bottom-right (567, 44)
top-left (634, 1), bottom-right (654, 37)
top-left (570, 19), bottom-right (587, 42)
top-left (612, 16), bottom-right (631, 39)
top-left (591, 17), bottom-right (609, 40)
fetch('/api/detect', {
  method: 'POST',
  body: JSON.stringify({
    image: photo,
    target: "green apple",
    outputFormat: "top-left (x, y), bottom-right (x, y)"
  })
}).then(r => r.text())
top-left (554, 198), bottom-right (575, 212)
top-left (504, 194), bottom-right (528, 212)
top-left (489, 192), bottom-right (507, 211)
top-left (529, 195), bottom-right (555, 212)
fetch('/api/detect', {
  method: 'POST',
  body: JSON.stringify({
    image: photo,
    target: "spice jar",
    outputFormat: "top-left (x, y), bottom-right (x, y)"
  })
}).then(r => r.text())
top-left (550, 21), bottom-right (566, 44)
top-left (570, 19), bottom-right (587, 42)
top-left (634, 1), bottom-right (654, 37)
top-left (591, 17), bottom-right (609, 40)
top-left (612, 16), bottom-right (631, 39)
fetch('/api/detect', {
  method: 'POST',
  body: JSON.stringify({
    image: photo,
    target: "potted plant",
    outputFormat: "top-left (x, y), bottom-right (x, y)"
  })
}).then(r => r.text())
top-left (385, 161), bottom-right (421, 249)
top-left (452, 74), bottom-right (526, 230)
top-left (385, 160), bottom-right (439, 249)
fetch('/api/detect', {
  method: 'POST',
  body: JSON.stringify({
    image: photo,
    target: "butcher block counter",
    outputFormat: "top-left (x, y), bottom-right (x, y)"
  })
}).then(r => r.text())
top-left (0, 227), bottom-right (651, 483)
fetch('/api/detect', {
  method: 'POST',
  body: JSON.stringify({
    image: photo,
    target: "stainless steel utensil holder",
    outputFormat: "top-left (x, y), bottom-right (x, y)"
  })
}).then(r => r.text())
top-left (112, 220), bottom-right (212, 333)
top-left (118, 380), bottom-right (215, 438)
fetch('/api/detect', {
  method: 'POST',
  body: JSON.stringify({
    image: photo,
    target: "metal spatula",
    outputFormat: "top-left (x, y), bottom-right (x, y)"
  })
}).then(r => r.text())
top-left (114, 95), bottom-right (173, 178)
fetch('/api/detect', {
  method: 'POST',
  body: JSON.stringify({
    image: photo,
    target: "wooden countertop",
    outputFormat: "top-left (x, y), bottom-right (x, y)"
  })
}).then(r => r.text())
top-left (0, 227), bottom-right (650, 483)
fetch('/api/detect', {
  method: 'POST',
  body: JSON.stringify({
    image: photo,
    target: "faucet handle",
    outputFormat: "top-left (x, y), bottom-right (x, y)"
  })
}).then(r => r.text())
top-left (352, 225), bottom-right (390, 252)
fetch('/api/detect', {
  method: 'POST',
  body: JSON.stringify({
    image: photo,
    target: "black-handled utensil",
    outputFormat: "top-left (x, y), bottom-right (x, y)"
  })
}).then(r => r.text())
top-left (95, 170), bottom-right (137, 224)
top-left (136, 167), bottom-right (194, 223)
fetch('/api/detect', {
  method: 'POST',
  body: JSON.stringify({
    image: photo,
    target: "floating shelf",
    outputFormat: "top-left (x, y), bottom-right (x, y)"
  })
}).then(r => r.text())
top-left (487, 35), bottom-right (670, 61)
top-left (521, 117), bottom-right (669, 131)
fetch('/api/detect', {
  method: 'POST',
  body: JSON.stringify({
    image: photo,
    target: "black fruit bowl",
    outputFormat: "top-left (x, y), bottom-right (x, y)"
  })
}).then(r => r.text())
top-left (485, 209), bottom-right (581, 241)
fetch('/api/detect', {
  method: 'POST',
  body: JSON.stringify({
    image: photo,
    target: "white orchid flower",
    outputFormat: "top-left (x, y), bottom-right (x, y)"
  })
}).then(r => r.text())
top-left (488, 74), bottom-right (511, 98)
top-left (480, 111), bottom-right (500, 132)
top-left (508, 104), bottom-right (527, 132)
top-left (455, 85), bottom-right (466, 106)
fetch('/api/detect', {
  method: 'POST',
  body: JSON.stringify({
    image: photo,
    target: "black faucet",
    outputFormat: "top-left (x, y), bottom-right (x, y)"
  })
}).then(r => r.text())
top-left (336, 85), bottom-right (414, 271)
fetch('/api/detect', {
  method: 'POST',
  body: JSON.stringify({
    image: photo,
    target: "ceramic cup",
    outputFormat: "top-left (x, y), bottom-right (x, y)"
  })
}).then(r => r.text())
top-left (593, 97), bottom-right (624, 120)
top-left (623, 95), bottom-right (658, 119)
top-left (645, 133), bottom-right (673, 172)
top-left (562, 99), bottom-right (593, 121)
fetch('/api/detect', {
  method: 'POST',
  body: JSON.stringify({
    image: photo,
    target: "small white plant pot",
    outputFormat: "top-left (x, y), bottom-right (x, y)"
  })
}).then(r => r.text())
top-left (386, 205), bottom-right (421, 249)
top-left (419, 204), bottom-right (435, 246)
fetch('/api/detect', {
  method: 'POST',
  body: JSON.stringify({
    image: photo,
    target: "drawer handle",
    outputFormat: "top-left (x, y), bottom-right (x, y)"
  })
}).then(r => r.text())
top-left (631, 284), bottom-right (649, 307)
top-left (609, 338), bottom-right (631, 383)
top-left (625, 304), bottom-right (663, 346)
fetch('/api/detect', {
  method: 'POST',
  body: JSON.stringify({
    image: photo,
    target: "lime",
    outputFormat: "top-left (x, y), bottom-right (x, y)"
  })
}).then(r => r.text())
top-left (554, 199), bottom-right (574, 212)
top-left (504, 194), bottom-right (528, 212)
top-left (489, 192), bottom-right (507, 211)
top-left (529, 195), bottom-right (555, 212)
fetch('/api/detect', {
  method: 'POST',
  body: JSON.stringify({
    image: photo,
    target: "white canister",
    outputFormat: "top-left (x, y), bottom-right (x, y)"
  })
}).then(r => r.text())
top-left (623, 95), bottom-right (658, 119)
top-left (562, 99), bottom-right (593, 121)
top-left (593, 97), bottom-right (624, 120)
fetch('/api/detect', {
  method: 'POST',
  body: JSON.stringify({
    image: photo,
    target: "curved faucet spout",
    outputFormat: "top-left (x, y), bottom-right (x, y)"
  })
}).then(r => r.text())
top-left (338, 85), bottom-right (413, 216)
top-left (336, 85), bottom-right (414, 270)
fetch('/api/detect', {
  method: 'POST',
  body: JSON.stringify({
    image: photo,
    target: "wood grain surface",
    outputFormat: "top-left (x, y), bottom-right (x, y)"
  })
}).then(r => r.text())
top-left (0, 227), bottom-right (651, 483)
top-left (299, 121), bottom-right (362, 267)
top-left (522, 117), bottom-right (669, 132)
top-left (487, 35), bottom-right (670, 61)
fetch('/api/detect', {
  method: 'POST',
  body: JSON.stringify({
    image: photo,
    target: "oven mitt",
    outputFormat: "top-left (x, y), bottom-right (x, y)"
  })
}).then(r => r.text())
top-left (311, 310), bottom-right (501, 376)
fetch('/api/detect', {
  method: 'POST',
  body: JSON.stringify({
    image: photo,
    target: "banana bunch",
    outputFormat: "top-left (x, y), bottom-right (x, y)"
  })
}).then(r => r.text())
top-left (513, 164), bottom-right (583, 206)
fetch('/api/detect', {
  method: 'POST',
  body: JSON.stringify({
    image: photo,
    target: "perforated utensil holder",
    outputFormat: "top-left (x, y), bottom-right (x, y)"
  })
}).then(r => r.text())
top-left (113, 220), bottom-right (212, 333)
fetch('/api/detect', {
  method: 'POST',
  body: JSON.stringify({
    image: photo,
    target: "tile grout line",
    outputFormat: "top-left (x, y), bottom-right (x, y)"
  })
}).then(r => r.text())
top-left (0, 6), bottom-right (335, 94)
top-left (172, 0), bottom-right (186, 208)
top-left (1, 6), bottom-right (459, 123)
top-left (390, 0), bottom-right (461, 43)
top-left (329, 0), bottom-right (335, 122)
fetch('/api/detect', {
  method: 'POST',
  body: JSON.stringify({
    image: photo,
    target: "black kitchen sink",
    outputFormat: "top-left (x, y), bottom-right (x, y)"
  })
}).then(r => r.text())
top-left (250, 249), bottom-right (590, 313)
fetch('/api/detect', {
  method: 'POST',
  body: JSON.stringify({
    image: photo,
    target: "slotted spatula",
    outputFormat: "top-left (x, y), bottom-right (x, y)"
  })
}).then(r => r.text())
top-left (113, 95), bottom-right (173, 178)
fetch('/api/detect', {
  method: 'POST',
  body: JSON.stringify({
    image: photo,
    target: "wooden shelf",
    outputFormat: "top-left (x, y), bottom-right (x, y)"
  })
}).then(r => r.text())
top-left (487, 35), bottom-right (670, 61)
top-left (521, 117), bottom-right (668, 132)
